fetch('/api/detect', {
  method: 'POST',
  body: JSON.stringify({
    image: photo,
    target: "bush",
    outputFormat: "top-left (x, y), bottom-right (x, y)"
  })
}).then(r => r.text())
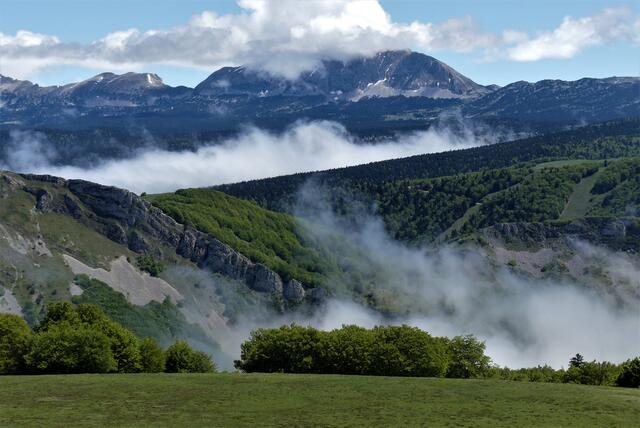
top-left (76, 304), bottom-right (142, 372)
top-left (0, 313), bottom-right (32, 374)
top-left (235, 325), bottom-right (483, 378)
top-left (1, 303), bottom-right (218, 376)
top-left (236, 325), bottom-right (324, 374)
top-left (616, 358), bottom-right (640, 388)
top-left (136, 255), bottom-right (165, 277)
top-left (165, 340), bottom-right (215, 373)
top-left (446, 335), bottom-right (491, 379)
top-left (26, 323), bottom-right (116, 374)
top-left (369, 325), bottom-right (450, 377)
top-left (140, 338), bottom-right (165, 373)
top-left (563, 360), bottom-right (620, 386)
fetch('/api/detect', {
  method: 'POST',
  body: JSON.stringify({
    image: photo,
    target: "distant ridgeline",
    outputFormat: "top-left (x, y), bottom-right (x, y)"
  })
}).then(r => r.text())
top-left (214, 119), bottom-right (640, 210)
top-left (210, 118), bottom-right (640, 243)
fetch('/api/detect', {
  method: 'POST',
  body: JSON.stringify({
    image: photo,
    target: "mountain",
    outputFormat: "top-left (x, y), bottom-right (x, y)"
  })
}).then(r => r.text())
top-left (0, 72), bottom-right (189, 111)
top-left (1, 50), bottom-right (638, 134)
top-left (2, 117), bottom-right (639, 365)
top-left (0, 171), bottom-right (319, 364)
top-left (215, 119), bottom-right (640, 212)
top-left (3, 139), bottom-right (638, 337)
top-left (465, 77), bottom-right (640, 123)
top-left (194, 50), bottom-right (489, 100)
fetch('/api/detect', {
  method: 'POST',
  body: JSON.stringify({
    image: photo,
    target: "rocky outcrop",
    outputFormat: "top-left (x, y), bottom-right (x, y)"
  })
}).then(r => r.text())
top-left (177, 229), bottom-right (284, 294)
top-left (18, 173), bottom-right (301, 300)
top-left (485, 218), bottom-right (640, 252)
top-left (24, 187), bottom-right (55, 212)
top-left (283, 279), bottom-right (305, 302)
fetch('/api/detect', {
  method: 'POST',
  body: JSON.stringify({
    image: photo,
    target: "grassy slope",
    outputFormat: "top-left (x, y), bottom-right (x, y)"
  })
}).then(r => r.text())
top-left (147, 189), bottom-right (340, 287)
top-left (0, 373), bottom-right (638, 427)
top-left (147, 159), bottom-right (640, 291)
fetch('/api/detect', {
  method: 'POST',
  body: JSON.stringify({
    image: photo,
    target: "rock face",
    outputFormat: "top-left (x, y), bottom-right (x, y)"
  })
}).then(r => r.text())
top-left (18, 173), bottom-right (299, 300)
top-left (283, 279), bottom-right (305, 302)
top-left (485, 218), bottom-right (640, 252)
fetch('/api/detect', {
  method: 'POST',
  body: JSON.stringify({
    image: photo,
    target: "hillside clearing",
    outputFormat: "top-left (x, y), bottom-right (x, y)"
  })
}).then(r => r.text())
top-left (0, 373), bottom-right (638, 427)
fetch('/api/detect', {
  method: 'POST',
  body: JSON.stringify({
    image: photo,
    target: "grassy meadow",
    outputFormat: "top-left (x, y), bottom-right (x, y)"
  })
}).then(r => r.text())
top-left (0, 373), bottom-right (638, 427)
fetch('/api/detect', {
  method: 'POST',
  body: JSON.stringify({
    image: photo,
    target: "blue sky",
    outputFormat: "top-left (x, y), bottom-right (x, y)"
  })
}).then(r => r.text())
top-left (1, 0), bottom-right (638, 87)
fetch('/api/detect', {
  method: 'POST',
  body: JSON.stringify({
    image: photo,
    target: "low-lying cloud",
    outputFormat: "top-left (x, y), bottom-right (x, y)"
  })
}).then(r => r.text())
top-left (177, 181), bottom-right (640, 370)
top-left (2, 120), bottom-right (502, 193)
top-left (285, 183), bottom-right (640, 369)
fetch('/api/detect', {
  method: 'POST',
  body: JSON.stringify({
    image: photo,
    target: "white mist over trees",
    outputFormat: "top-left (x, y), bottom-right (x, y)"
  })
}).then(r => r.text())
top-left (2, 120), bottom-right (497, 193)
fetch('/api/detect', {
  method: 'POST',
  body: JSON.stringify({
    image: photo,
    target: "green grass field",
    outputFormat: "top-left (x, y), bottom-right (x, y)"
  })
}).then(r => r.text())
top-left (1, 373), bottom-right (638, 427)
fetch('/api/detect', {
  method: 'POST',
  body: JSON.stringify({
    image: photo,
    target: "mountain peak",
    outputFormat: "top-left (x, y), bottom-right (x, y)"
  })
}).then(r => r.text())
top-left (195, 50), bottom-right (490, 100)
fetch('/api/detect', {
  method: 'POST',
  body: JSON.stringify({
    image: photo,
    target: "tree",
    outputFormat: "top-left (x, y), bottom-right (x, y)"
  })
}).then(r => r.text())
top-left (36, 302), bottom-right (141, 373)
top-left (616, 358), bottom-right (640, 388)
top-left (446, 335), bottom-right (491, 379)
top-left (235, 325), bottom-right (323, 373)
top-left (139, 338), bottom-right (165, 373)
top-left (37, 301), bottom-right (79, 332)
top-left (26, 324), bottom-right (116, 374)
top-left (569, 353), bottom-right (585, 368)
top-left (564, 360), bottom-right (619, 386)
top-left (0, 313), bottom-right (32, 375)
top-left (165, 340), bottom-right (215, 373)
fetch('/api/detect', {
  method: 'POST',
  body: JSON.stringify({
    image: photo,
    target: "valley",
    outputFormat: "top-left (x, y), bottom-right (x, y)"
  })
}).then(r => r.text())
top-left (1, 118), bottom-right (639, 370)
top-left (1, 6), bottom-right (639, 422)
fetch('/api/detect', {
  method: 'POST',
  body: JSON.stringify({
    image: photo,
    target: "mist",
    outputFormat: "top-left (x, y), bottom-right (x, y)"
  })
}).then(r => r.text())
top-left (1, 120), bottom-right (499, 193)
top-left (211, 183), bottom-right (639, 370)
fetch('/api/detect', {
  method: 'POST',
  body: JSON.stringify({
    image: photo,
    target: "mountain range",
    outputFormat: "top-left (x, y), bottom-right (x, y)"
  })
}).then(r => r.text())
top-left (1, 50), bottom-right (638, 132)
top-left (1, 120), bottom-right (639, 366)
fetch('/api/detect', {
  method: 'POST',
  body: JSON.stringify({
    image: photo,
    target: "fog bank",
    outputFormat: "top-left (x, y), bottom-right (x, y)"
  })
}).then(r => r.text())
top-left (2, 120), bottom-right (498, 193)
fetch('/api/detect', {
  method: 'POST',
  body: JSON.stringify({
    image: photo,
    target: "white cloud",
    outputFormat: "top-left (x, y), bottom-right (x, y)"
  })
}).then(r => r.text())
top-left (0, 2), bottom-right (638, 81)
top-left (2, 120), bottom-right (500, 193)
top-left (508, 7), bottom-right (640, 61)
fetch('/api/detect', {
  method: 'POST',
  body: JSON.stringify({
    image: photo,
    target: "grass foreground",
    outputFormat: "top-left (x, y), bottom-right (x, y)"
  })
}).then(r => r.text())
top-left (1, 373), bottom-right (639, 427)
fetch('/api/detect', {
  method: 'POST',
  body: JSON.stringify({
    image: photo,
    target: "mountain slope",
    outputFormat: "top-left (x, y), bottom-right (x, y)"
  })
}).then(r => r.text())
top-left (0, 171), bottom-right (326, 364)
top-left (214, 119), bottom-right (640, 211)
top-left (2, 150), bottom-right (639, 340)
top-left (1, 50), bottom-right (637, 133)
top-left (195, 50), bottom-right (489, 100)
top-left (465, 77), bottom-right (640, 123)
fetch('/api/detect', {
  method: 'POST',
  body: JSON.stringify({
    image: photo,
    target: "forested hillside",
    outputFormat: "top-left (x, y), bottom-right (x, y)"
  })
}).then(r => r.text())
top-left (215, 119), bottom-right (640, 211)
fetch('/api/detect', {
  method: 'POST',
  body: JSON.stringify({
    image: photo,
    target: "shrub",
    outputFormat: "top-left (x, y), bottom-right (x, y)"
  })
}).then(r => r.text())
top-left (564, 360), bottom-right (620, 386)
top-left (616, 358), bottom-right (640, 388)
top-left (26, 323), bottom-right (116, 374)
top-left (446, 335), bottom-right (491, 379)
top-left (236, 325), bottom-right (323, 373)
top-left (0, 313), bottom-right (32, 375)
top-left (140, 338), bottom-right (165, 373)
top-left (235, 325), bottom-right (484, 378)
top-left (165, 340), bottom-right (215, 373)
top-left (137, 255), bottom-right (165, 277)
top-left (370, 325), bottom-right (450, 377)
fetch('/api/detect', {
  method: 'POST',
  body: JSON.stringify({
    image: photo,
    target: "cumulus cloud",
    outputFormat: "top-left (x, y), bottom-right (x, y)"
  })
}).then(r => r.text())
top-left (2, 1), bottom-right (637, 80)
top-left (2, 120), bottom-right (500, 193)
top-left (507, 7), bottom-right (640, 61)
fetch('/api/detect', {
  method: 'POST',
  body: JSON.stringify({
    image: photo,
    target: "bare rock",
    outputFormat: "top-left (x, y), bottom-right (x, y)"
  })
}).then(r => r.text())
top-left (283, 279), bottom-right (305, 302)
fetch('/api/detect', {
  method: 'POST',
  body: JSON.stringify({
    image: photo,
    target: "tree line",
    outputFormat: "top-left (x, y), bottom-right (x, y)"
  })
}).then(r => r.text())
top-left (0, 303), bottom-right (215, 375)
top-left (234, 324), bottom-right (640, 388)
top-left (235, 324), bottom-right (491, 378)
